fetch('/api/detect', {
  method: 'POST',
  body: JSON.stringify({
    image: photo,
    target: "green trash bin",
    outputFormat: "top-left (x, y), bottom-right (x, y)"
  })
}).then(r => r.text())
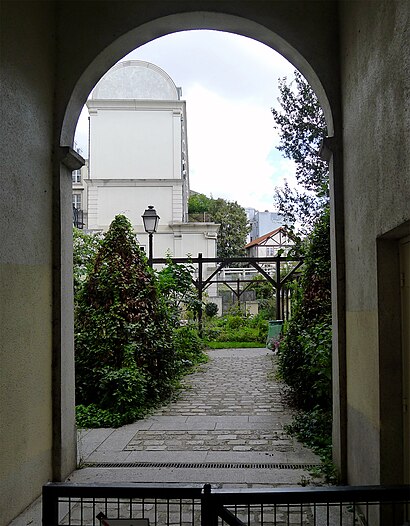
top-left (266, 320), bottom-right (283, 349)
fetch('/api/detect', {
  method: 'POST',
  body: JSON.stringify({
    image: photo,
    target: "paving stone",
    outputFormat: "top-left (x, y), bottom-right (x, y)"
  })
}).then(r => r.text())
top-left (78, 348), bottom-right (321, 487)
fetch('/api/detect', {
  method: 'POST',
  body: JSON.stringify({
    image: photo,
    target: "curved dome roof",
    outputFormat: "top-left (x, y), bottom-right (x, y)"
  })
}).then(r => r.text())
top-left (92, 60), bottom-right (180, 100)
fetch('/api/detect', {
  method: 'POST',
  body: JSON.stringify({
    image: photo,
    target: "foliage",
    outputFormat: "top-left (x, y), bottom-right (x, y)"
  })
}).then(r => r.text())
top-left (173, 325), bottom-right (208, 372)
top-left (209, 198), bottom-right (251, 259)
top-left (276, 209), bottom-right (334, 478)
top-left (76, 403), bottom-right (131, 428)
top-left (157, 257), bottom-right (201, 325)
top-left (74, 215), bottom-right (176, 427)
top-left (272, 70), bottom-right (329, 234)
top-left (188, 193), bottom-right (213, 214)
top-left (248, 276), bottom-right (277, 320)
top-left (207, 341), bottom-right (263, 349)
top-left (277, 209), bottom-right (331, 410)
top-left (205, 302), bottom-right (219, 318)
top-left (73, 228), bottom-right (102, 299)
top-left (286, 407), bottom-right (339, 484)
top-left (271, 70), bottom-right (333, 474)
top-left (188, 193), bottom-right (250, 259)
top-left (279, 314), bottom-right (332, 410)
top-left (203, 312), bottom-right (268, 346)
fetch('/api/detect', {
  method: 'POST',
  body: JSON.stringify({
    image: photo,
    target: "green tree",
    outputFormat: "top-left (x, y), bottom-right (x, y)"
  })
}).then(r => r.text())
top-left (157, 257), bottom-right (201, 324)
top-left (188, 192), bottom-right (212, 214)
top-left (209, 198), bottom-right (250, 259)
top-left (73, 227), bottom-right (102, 299)
top-left (74, 215), bottom-right (176, 426)
top-left (189, 193), bottom-right (250, 259)
top-left (272, 70), bottom-right (329, 234)
top-left (272, 73), bottom-right (335, 479)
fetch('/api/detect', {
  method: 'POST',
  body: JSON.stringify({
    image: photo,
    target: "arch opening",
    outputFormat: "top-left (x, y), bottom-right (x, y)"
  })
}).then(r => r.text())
top-left (57, 8), bottom-right (343, 483)
top-left (61, 11), bottom-right (335, 150)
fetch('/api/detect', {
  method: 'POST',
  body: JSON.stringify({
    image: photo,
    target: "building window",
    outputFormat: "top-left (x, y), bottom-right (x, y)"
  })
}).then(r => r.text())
top-left (266, 247), bottom-right (275, 256)
top-left (73, 193), bottom-right (82, 210)
top-left (72, 169), bottom-right (81, 183)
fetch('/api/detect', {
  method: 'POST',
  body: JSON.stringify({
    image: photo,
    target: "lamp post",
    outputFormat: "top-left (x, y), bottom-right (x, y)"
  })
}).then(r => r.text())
top-left (142, 205), bottom-right (160, 267)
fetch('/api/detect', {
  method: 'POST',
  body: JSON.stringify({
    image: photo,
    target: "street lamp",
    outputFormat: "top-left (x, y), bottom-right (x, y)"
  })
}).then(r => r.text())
top-left (142, 205), bottom-right (160, 266)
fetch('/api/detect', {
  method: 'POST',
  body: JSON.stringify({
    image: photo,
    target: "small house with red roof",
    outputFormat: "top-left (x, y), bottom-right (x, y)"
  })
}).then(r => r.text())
top-left (244, 226), bottom-right (294, 258)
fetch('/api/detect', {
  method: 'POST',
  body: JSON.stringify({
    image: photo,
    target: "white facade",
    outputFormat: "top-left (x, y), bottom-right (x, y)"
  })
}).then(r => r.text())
top-left (246, 208), bottom-right (283, 243)
top-left (84, 60), bottom-right (218, 263)
top-left (244, 227), bottom-right (294, 258)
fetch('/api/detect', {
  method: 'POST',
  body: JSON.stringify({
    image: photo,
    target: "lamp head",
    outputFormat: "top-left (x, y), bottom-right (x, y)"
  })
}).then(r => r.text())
top-left (142, 205), bottom-right (160, 234)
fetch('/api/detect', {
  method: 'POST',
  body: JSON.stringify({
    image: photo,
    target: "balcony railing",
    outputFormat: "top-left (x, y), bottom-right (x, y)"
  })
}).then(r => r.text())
top-left (188, 212), bottom-right (214, 223)
top-left (42, 482), bottom-right (410, 526)
top-left (73, 206), bottom-right (84, 229)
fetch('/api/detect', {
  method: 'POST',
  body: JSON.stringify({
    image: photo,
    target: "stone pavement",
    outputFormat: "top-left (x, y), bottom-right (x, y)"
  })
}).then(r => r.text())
top-left (11, 348), bottom-right (322, 526)
top-left (71, 347), bottom-right (320, 486)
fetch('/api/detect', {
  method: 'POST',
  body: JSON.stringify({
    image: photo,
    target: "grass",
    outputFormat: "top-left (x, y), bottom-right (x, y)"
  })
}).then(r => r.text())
top-left (205, 341), bottom-right (266, 349)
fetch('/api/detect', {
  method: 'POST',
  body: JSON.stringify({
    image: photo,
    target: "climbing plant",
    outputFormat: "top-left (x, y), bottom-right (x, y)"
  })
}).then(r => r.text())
top-left (73, 227), bottom-right (102, 300)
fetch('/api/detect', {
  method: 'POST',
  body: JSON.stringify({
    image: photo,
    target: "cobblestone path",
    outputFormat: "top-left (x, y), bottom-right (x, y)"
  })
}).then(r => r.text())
top-left (64, 348), bottom-right (324, 525)
top-left (13, 350), bottom-right (332, 525)
top-left (156, 349), bottom-right (285, 416)
top-left (76, 348), bottom-right (320, 483)
top-left (123, 348), bottom-right (296, 454)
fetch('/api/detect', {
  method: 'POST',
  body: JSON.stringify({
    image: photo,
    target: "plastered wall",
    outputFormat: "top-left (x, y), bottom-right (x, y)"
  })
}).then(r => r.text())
top-left (88, 104), bottom-right (183, 180)
top-left (340, 0), bottom-right (410, 484)
top-left (0, 3), bottom-right (56, 523)
top-left (3, 0), bottom-right (409, 522)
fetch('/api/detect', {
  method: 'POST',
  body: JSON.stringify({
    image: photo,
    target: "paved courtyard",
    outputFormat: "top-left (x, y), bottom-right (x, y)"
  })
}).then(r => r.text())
top-left (12, 347), bottom-right (323, 525)
top-left (72, 347), bottom-right (320, 486)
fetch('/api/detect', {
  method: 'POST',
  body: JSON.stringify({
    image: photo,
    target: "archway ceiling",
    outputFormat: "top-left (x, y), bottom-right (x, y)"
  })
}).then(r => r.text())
top-left (58, 5), bottom-right (339, 147)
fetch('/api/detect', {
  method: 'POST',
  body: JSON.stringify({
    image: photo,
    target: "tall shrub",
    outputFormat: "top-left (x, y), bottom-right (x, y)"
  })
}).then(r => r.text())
top-left (75, 215), bottom-right (176, 426)
top-left (277, 209), bottom-right (331, 411)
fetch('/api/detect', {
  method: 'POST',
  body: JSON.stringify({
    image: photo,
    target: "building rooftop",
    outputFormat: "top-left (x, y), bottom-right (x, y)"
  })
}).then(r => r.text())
top-left (92, 60), bottom-right (180, 100)
top-left (244, 226), bottom-right (288, 248)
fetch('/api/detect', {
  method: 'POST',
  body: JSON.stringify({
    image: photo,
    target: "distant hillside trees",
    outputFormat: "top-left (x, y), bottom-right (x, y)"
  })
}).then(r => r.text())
top-left (188, 194), bottom-right (250, 258)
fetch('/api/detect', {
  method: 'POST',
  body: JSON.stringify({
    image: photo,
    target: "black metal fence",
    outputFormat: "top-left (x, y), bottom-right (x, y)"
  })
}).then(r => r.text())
top-left (43, 483), bottom-right (410, 526)
top-left (202, 484), bottom-right (410, 526)
top-left (42, 483), bottom-right (203, 526)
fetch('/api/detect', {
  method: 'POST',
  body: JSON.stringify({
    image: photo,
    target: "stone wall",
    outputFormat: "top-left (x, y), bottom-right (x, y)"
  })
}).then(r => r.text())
top-left (0, 3), bottom-right (56, 523)
top-left (339, 0), bottom-right (410, 485)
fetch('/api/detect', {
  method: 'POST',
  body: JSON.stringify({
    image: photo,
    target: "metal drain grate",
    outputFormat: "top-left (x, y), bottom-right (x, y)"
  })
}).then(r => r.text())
top-left (83, 461), bottom-right (320, 470)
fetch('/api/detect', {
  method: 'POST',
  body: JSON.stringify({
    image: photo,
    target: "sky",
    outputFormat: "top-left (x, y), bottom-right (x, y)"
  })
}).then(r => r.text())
top-left (74, 30), bottom-right (299, 212)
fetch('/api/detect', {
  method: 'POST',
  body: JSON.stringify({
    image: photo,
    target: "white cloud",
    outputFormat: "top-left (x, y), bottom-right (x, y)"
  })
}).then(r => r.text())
top-left (185, 84), bottom-right (294, 210)
top-left (74, 30), bottom-right (299, 211)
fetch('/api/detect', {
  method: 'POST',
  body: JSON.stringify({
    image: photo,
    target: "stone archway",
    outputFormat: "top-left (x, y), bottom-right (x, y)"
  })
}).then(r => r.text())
top-left (59, 11), bottom-right (336, 147)
top-left (55, 7), bottom-right (345, 482)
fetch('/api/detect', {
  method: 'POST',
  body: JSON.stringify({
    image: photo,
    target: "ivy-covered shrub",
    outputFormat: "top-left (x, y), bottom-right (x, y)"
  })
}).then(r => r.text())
top-left (173, 325), bottom-right (207, 371)
top-left (277, 209), bottom-right (331, 411)
top-left (73, 227), bottom-right (102, 299)
top-left (276, 209), bottom-right (334, 480)
top-left (75, 215), bottom-right (176, 427)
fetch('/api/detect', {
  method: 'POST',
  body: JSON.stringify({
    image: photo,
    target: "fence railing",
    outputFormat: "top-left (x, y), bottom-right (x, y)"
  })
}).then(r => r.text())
top-left (42, 482), bottom-right (410, 526)
top-left (202, 483), bottom-right (410, 526)
top-left (42, 482), bottom-right (203, 526)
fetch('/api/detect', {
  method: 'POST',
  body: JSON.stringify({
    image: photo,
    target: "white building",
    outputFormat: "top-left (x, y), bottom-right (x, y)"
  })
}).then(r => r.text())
top-left (83, 60), bottom-right (219, 263)
top-left (244, 226), bottom-right (294, 258)
top-left (246, 208), bottom-right (283, 243)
